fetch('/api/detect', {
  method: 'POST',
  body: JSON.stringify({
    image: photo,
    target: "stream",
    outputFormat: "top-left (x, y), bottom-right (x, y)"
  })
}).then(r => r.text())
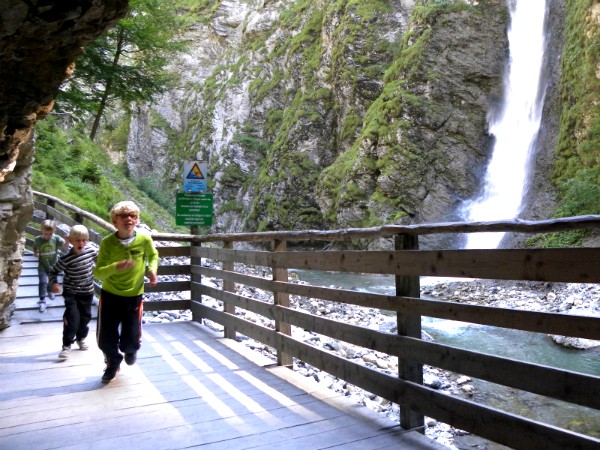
top-left (291, 269), bottom-right (600, 439)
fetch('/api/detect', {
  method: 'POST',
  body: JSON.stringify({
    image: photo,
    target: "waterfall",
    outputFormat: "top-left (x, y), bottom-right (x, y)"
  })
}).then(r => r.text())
top-left (462, 0), bottom-right (548, 249)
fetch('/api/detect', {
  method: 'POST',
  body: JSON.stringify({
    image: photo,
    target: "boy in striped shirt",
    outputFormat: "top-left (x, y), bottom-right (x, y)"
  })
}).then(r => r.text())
top-left (49, 225), bottom-right (98, 360)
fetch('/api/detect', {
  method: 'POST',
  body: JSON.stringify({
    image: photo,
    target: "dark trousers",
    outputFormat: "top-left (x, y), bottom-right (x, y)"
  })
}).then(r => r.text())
top-left (62, 293), bottom-right (93, 347)
top-left (96, 290), bottom-right (143, 368)
top-left (38, 268), bottom-right (51, 299)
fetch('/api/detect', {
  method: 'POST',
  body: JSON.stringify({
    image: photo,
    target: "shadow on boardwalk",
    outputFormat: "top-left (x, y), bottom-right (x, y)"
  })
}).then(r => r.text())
top-left (0, 317), bottom-right (447, 450)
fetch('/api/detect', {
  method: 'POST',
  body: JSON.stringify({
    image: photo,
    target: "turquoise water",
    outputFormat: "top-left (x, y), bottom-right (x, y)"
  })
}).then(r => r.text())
top-left (292, 270), bottom-right (600, 437)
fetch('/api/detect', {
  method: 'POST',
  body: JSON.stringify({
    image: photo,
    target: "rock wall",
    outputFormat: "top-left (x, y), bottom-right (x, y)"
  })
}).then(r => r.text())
top-left (125, 0), bottom-right (516, 249)
top-left (0, 1), bottom-right (129, 329)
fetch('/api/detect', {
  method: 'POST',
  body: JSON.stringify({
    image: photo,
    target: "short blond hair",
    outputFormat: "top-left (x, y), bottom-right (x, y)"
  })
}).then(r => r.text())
top-left (69, 224), bottom-right (89, 240)
top-left (41, 219), bottom-right (56, 231)
top-left (110, 201), bottom-right (140, 222)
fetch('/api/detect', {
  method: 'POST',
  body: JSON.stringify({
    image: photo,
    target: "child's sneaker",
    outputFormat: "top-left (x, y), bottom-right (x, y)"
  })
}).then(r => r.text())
top-left (58, 346), bottom-right (70, 360)
top-left (101, 365), bottom-right (120, 383)
top-left (77, 339), bottom-right (89, 351)
top-left (39, 301), bottom-right (47, 313)
top-left (48, 292), bottom-right (55, 300)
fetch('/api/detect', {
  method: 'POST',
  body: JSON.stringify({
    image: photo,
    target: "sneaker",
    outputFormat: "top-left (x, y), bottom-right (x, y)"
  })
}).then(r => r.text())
top-left (48, 292), bottom-right (55, 300)
top-left (77, 339), bottom-right (89, 351)
top-left (58, 346), bottom-right (70, 360)
top-left (39, 301), bottom-right (47, 313)
top-left (124, 352), bottom-right (137, 365)
top-left (101, 365), bottom-right (120, 383)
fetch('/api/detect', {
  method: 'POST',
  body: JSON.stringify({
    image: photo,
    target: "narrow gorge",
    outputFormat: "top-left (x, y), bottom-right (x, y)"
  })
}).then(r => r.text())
top-left (124, 0), bottom-right (565, 250)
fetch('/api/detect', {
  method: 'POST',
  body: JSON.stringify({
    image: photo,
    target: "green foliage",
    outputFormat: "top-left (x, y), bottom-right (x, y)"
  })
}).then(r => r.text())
top-left (101, 113), bottom-right (131, 153)
top-left (134, 177), bottom-right (176, 214)
top-left (57, 0), bottom-right (192, 138)
top-left (32, 116), bottom-right (181, 231)
top-left (412, 0), bottom-right (476, 25)
top-left (265, 109), bottom-right (284, 137)
top-left (553, 0), bottom-right (600, 184)
top-left (220, 163), bottom-right (248, 187)
top-left (536, 0), bottom-right (600, 247)
top-left (232, 133), bottom-right (268, 155)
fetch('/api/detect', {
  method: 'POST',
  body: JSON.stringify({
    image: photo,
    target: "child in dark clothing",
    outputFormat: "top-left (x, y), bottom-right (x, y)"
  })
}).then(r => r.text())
top-left (49, 225), bottom-right (98, 360)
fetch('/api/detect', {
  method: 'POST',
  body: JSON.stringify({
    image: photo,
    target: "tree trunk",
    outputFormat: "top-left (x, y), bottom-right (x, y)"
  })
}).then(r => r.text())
top-left (89, 29), bottom-right (124, 140)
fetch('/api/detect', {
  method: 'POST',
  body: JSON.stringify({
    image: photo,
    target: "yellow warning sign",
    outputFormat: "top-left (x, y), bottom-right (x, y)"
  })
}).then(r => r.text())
top-left (187, 163), bottom-right (204, 179)
top-left (183, 161), bottom-right (208, 192)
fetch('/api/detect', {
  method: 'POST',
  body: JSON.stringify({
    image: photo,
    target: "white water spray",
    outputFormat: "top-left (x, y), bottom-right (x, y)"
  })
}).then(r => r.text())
top-left (462, 0), bottom-right (547, 249)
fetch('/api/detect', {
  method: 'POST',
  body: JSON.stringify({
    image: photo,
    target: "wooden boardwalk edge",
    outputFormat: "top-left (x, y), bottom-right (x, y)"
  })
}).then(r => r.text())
top-left (0, 319), bottom-right (447, 450)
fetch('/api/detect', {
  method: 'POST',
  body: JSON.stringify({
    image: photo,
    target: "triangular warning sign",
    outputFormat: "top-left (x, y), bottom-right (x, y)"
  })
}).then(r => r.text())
top-left (187, 163), bottom-right (205, 179)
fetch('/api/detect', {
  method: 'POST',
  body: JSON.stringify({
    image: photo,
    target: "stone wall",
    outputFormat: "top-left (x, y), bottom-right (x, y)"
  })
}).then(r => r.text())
top-left (0, 1), bottom-right (129, 329)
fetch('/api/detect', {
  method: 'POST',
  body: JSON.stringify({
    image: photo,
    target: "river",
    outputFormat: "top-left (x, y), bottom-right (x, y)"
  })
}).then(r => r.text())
top-left (291, 269), bottom-right (600, 438)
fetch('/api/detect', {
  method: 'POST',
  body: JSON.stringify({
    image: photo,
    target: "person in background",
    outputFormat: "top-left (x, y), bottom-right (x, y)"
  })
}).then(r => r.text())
top-left (94, 201), bottom-right (158, 383)
top-left (32, 219), bottom-right (67, 313)
top-left (49, 225), bottom-right (98, 360)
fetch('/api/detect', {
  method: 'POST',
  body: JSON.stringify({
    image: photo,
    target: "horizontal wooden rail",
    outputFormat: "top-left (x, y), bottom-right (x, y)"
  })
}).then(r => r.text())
top-left (190, 299), bottom-right (599, 450)
top-left (195, 246), bottom-right (600, 283)
top-left (195, 277), bottom-right (600, 410)
top-left (32, 191), bottom-right (115, 233)
top-left (191, 239), bottom-right (600, 449)
top-left (194, 265), bottom-right (600, 340)
top-left (152, 214), bottom-right (600, 244)
top-left (27, 194), bottom-right (600, 450)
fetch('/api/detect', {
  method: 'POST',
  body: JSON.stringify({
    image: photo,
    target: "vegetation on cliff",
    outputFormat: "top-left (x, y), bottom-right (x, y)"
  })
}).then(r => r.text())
top-left (32, 116), bottom-right (182, 232)
top-left (534, 0), bottom-right (600, 247)
top-left (32, 0), bottom-right (600, 248)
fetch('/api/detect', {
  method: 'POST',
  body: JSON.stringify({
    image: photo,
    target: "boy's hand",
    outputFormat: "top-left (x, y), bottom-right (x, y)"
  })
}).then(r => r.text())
top-left (147, 271), bottom-right (158, 286)
top-left (116, 259), bottom-right (134, 270)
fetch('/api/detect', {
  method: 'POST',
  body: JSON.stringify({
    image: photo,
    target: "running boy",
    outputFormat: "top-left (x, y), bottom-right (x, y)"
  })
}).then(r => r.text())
top-left (33, 219), bottom-right (67, 313)
top-left (49, 225), bottom-right (98, 360)
top-left (94, 201), bottom-right (158, 383)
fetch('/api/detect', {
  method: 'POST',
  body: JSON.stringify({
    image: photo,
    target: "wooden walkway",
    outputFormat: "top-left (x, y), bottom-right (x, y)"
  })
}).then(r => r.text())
top-left (0, 255), bottom-right (447, 449)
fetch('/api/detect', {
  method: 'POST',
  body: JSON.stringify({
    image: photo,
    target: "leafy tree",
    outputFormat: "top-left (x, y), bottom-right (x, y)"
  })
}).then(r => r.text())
top-left (57, 0), bottom-right (190, 139)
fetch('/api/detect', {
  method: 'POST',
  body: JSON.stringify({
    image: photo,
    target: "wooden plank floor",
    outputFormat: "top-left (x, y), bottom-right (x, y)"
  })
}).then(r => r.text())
top-left (14, 253), bottom-right (98, 324)
top-left (1, 260), bottom-right (447, 449)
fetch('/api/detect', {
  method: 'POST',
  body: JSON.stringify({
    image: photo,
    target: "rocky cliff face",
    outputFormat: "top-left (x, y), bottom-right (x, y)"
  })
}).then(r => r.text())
top-left (0, 1), bottom-right (129, 329)
top-left (126, 0), bottom-right (515, 249)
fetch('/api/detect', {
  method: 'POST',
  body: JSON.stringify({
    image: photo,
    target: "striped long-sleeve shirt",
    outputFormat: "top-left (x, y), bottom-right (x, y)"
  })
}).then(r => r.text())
top-left (49, 245), bottom-right (98, 295)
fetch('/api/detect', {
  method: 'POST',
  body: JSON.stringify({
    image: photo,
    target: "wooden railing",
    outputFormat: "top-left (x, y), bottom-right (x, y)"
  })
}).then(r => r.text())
top-left (28, 191), bottom-right (600, 450)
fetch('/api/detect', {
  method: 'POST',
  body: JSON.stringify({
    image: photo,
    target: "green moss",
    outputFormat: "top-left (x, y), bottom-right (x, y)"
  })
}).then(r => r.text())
top-left (220, 162), bottom-right (248, 186)
top-left (539, 0), bottom-right (600, 246)
top-left (233, 133), bottom-right (268, 155)
top-left (265, 108), bottom-right (284, 137)
top-left (341, 113), bottom-right (363, 141)
top-left (554, 0), bottom-right (600, 185)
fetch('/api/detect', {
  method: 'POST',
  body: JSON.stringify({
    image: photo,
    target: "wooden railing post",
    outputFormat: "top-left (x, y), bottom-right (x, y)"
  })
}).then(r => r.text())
top-left (190, 226), bottom-right (204, 323)
top-left (222, 241), bottom-right (237, 339)
top-left (46, 198), bottom-right (55, 220)
top-left (395, 233), bottom-right (424, 432)
top-left (273, 239), bottom-right (292, 366)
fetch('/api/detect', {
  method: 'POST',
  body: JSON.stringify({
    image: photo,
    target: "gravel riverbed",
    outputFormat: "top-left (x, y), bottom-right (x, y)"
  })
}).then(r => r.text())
top-left (143, 254), bottom-right (600, 449)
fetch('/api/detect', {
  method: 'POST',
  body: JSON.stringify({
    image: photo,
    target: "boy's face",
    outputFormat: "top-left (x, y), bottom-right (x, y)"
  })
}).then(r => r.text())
top-left (69, 237), bottom-right (89, 254)
top-left (113, 211), bottom-right (139, 237)
top-left (41, 229), bottom-right (54, 239)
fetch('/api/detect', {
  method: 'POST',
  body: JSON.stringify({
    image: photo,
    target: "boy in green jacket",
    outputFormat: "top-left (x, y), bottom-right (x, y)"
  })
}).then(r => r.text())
top-left (94, 201), bottom-right (158, 383)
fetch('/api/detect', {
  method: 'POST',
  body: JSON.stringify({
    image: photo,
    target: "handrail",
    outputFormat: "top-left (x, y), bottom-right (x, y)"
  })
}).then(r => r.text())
top-left (32, 190), bottom-right (116, 233)
top-left (26, 191), bottom-right (600, 450)
top-left (152, 214), bottom-right (600, 243)
top-left (33, 189), bottom-right (600, 244)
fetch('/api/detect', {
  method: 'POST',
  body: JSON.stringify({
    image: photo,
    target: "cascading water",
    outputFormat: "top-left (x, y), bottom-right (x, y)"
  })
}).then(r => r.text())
top-left (462, 0), bottom-right (548, 249)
